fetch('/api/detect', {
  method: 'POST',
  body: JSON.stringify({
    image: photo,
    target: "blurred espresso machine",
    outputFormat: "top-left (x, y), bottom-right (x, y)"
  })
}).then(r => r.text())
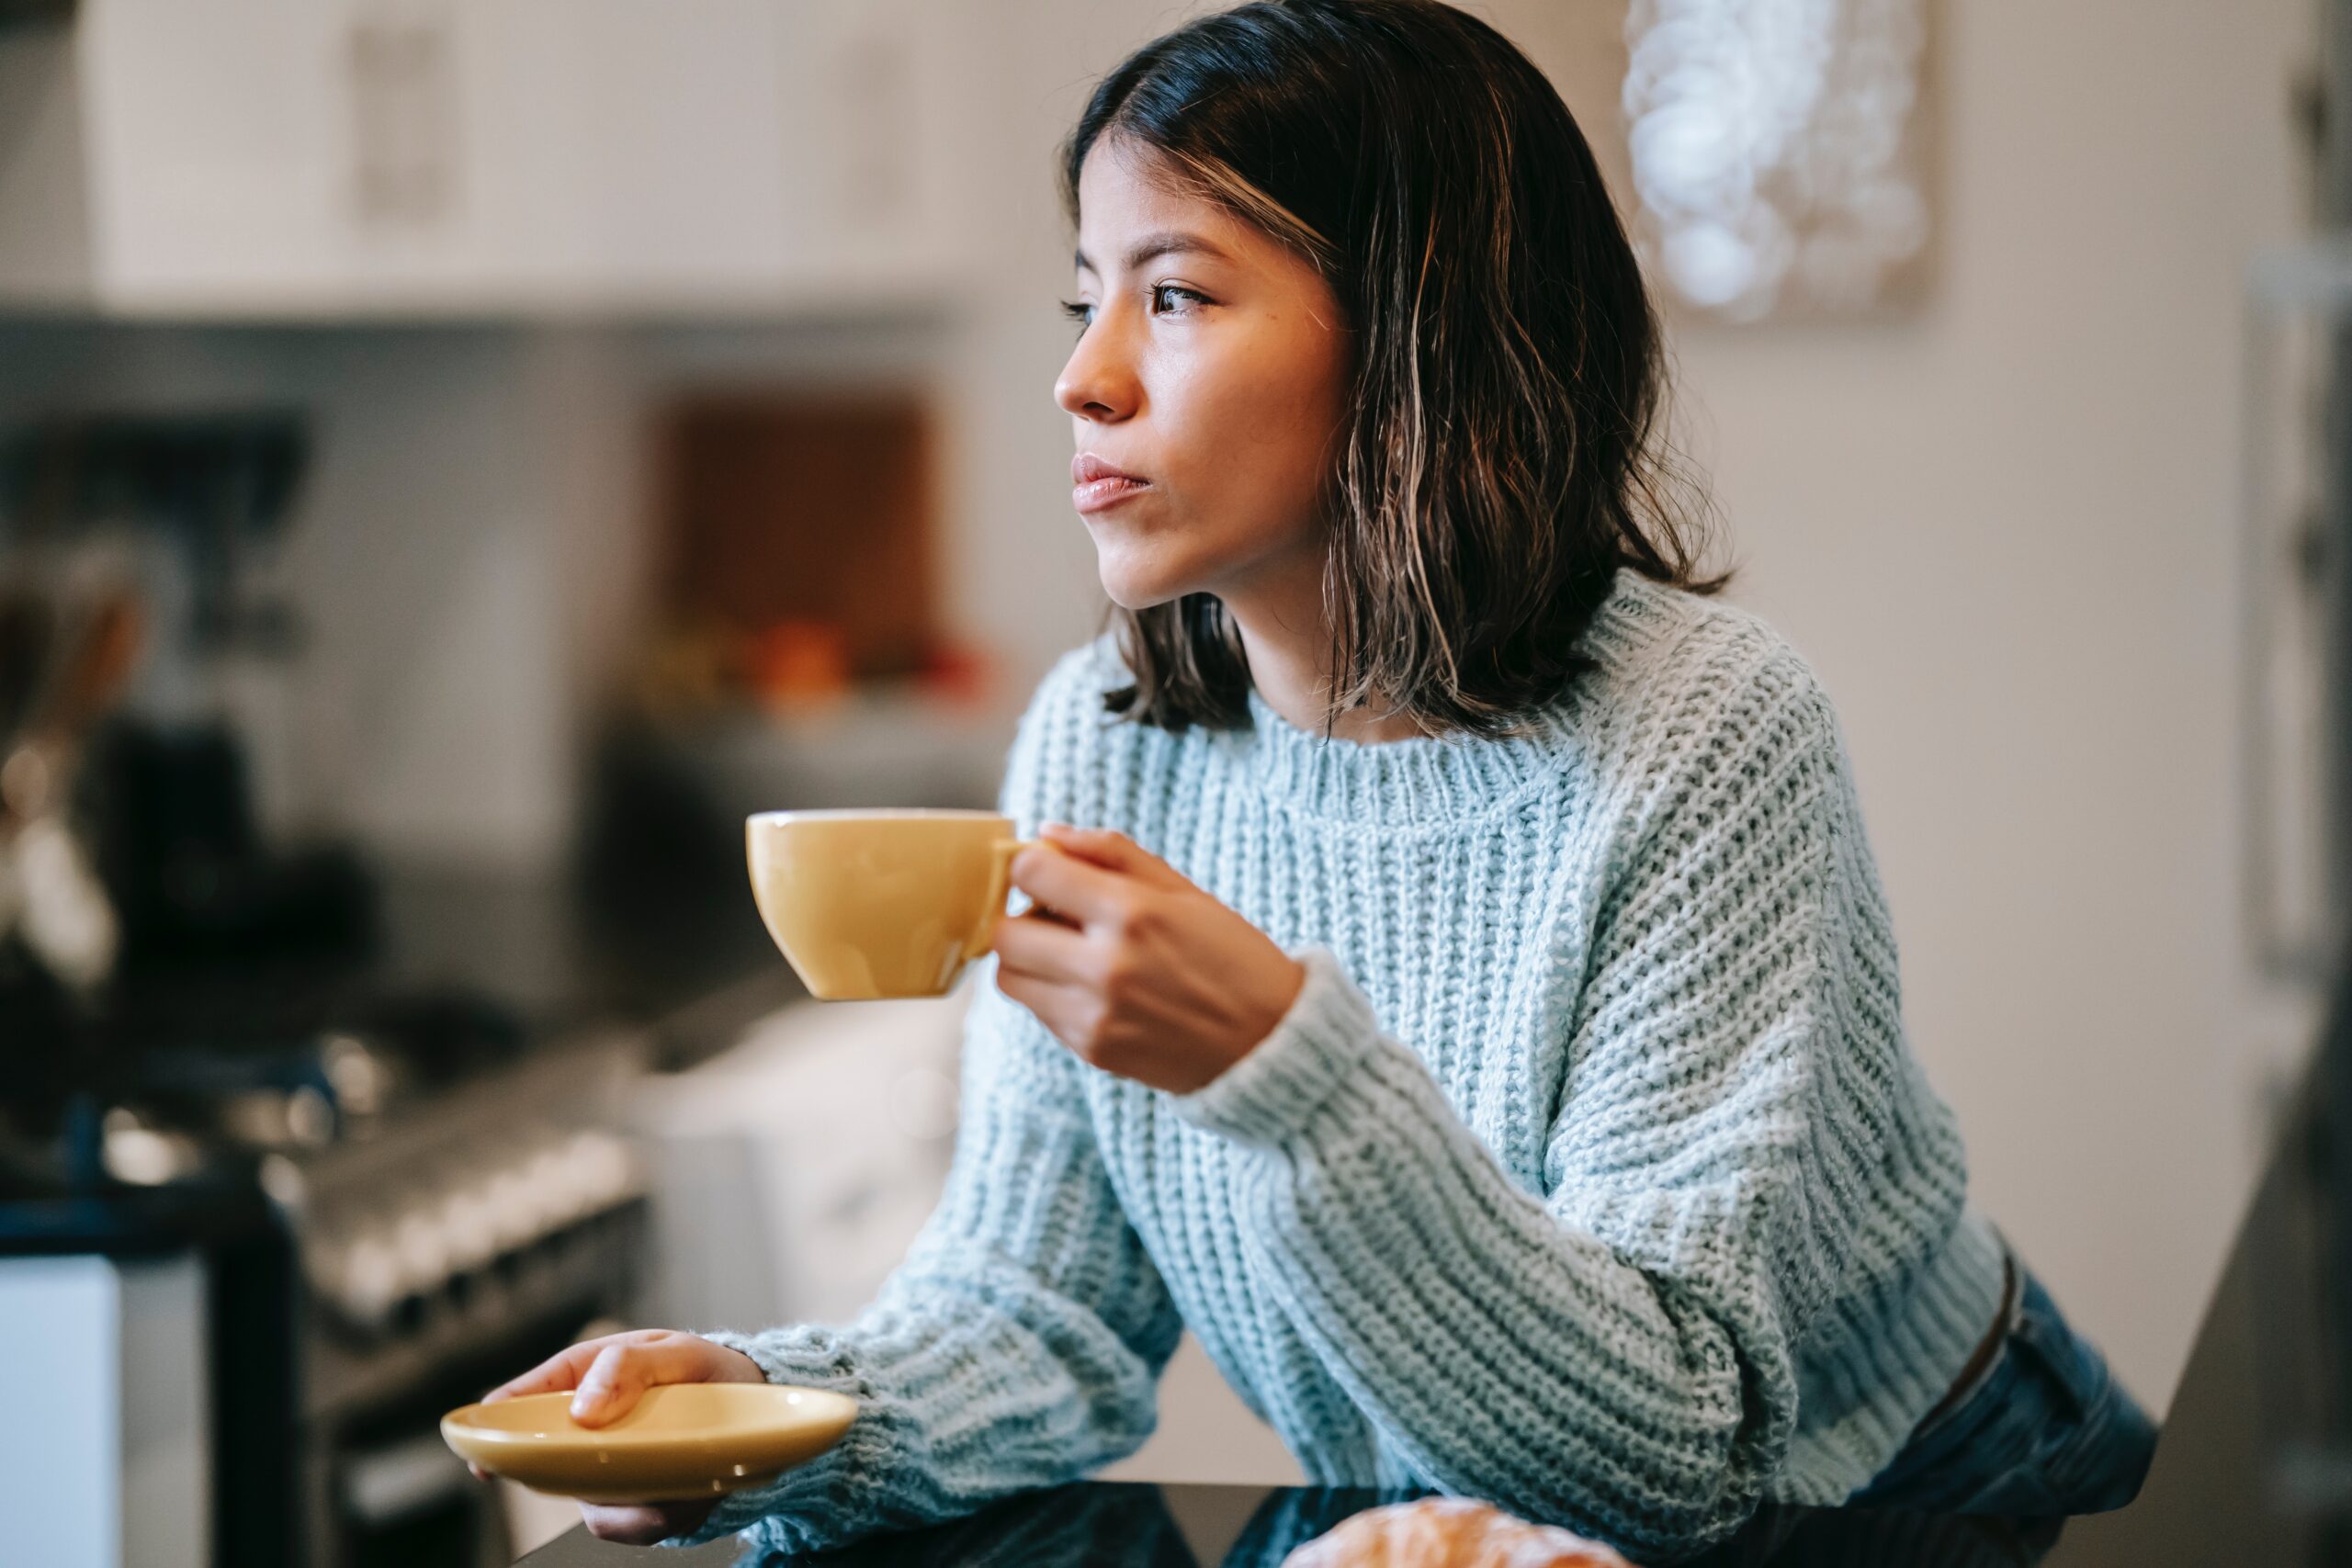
top-left (0, 412), bottom-right (376, 1004)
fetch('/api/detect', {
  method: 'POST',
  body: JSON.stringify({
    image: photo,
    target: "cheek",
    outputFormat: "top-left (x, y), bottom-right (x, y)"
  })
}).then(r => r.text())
top-left (1155, 334), bottom-right (1342, 546)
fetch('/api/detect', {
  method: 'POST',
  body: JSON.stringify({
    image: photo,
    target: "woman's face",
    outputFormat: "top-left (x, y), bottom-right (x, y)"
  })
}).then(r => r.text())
top-left (1055, 138), bottom-right (1351, 612)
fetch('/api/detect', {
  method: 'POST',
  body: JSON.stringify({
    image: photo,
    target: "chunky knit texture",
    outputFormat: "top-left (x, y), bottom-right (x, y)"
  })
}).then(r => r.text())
top-left (682, 568), bottom-right (2006, 1562)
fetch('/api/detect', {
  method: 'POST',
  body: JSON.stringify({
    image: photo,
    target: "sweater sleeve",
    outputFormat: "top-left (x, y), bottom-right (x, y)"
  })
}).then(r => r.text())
top-left (673, 655), bottom-right (1185, 1553)
top-left (1165, 648), bottom-right (1900, 1562)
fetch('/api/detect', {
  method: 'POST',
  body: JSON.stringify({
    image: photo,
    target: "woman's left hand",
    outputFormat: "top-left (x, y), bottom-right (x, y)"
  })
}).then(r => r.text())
top-left (990, 824), bottom-right (1306, 1094)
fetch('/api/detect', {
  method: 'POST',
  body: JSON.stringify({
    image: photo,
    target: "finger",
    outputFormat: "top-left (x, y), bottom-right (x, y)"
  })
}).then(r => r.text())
top-left (1039, 824), bottom-right (1191, 890)
top-left (990, 908), bottom-right (1097, 983)
top-left (1010, 840), bottom-right (1136, 926)
top-left (582, 1504), bottom-right (690, 1545)
top-left (570, 1335), bottom-right (722, 1425)
top-left (484, 1328), bottom-right (677, 1404)
top-left (483, 1337), bottom-right (615, 1403)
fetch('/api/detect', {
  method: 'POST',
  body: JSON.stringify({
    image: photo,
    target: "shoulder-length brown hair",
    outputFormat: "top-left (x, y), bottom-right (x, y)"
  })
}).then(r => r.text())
top-left (1060, 0), bottom-right (1727, 739)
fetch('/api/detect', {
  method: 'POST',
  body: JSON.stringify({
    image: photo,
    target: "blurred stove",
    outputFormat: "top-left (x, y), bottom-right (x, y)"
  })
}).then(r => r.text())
top-left (268, 1013), bottom-right (650, 1568)
top-left (0, 873), bottom-right (686, 1568)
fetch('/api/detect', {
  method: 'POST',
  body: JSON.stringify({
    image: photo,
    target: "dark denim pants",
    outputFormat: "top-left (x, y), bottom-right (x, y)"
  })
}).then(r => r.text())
top-left (1848, 1246), bottom-right (2158, 1516)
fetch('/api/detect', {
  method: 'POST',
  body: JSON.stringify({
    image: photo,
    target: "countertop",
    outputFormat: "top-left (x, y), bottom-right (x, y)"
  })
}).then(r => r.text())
top-left (518, 1481), bottom-right (2065, 1566)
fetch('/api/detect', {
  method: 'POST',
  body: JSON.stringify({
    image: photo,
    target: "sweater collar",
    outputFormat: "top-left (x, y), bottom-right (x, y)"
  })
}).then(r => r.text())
top-left (1213, 569), bottom-right (1692, 827)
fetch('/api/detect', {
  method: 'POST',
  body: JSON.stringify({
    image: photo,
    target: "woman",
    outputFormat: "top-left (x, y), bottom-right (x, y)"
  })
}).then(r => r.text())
top-left (485, 2), bottom-right (2156, 1556)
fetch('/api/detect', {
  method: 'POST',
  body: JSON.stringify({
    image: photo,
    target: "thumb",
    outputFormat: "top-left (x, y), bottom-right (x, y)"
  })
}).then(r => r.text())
top-left (1038, 824), bottom-right (1190, 890)
top-left (570, 1345), bottom-right (648, 1427)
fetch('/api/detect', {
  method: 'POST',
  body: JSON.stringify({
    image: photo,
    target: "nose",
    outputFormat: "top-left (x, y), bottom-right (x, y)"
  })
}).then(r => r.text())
top-left (1054, 310), bottom-right (1137, 423)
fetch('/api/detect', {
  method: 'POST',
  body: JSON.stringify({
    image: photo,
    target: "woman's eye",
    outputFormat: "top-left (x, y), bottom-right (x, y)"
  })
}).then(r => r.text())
top-left (1056, 286), bottom-right (1204, 337)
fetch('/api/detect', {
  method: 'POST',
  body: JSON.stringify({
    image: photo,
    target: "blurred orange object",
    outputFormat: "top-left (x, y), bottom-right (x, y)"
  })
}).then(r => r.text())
top-left (917, 637), bottom-right (997, 708)
top-left (748, 620), bottom-right (852, 712)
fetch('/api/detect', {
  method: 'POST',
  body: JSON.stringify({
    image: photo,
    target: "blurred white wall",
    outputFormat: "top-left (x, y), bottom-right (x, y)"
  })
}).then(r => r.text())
top-left (1657, 0), bottom-right (2310, 1410)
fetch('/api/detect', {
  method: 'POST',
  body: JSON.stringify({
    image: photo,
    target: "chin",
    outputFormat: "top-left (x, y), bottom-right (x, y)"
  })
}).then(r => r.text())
top-left (1091, 540), bottom-right (1199, 612)
top-left (1100, 578), bottom-right (1186, 613)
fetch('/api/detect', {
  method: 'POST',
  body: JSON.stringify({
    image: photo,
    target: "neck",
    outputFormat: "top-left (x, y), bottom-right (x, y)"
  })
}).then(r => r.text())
top-left (1221, 566), bottom-right (1429, 746)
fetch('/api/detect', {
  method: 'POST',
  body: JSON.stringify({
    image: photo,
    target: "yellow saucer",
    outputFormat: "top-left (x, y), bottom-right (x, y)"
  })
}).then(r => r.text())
top-left (441, 1384), bottom-right (857, 1504)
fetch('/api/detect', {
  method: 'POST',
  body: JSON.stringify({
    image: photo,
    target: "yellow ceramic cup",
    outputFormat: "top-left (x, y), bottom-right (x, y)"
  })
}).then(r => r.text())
top-left (745, 808), bottom-right (1031, 1000)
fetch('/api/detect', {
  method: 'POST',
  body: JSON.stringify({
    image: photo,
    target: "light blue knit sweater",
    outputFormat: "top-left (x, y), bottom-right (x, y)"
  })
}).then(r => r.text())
top-left (684, 568), bottom-right (2007, 1561)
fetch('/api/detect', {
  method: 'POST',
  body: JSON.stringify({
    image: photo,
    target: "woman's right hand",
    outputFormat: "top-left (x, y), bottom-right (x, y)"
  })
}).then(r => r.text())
top-left (473, 1327), bottom-right (768, 1545)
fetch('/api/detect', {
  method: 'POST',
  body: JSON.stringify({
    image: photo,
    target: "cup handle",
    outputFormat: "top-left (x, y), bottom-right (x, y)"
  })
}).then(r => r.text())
top-left (963, 837), bottom-right (1034, 963)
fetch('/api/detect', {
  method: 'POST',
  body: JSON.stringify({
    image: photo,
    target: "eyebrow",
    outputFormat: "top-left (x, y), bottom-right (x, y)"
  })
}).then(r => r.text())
top-left (1073, 231), bottom-right (1232, 276)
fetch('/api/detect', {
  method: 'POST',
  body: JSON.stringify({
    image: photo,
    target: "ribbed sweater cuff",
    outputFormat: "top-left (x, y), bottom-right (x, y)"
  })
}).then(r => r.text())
top-left (1169, 945), bottom-right (1382, 1148)
top-left (658, 1328), bottom-right (868, 1549)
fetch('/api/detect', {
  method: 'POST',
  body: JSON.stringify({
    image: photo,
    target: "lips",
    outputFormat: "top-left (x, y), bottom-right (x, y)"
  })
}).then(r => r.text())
top-left (1071, 453), bottom-right (1150, 514)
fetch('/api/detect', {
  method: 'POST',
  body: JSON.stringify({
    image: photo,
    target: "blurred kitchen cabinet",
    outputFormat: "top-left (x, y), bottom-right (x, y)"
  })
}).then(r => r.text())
top-left (0, 0), bottom-right (511, 312)
top-left (488, 0), bottom-right (963, 309)
top-left (0, 0), bottom-right (970, 316)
